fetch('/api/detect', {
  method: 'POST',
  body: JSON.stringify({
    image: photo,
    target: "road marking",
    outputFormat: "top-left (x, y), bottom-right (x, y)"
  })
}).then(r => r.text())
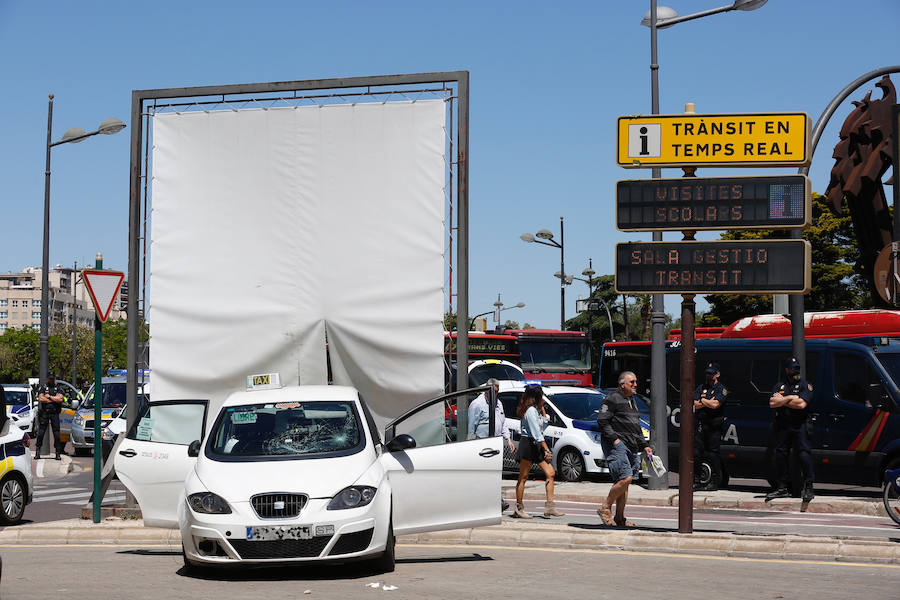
top-left (34, 491), bottom-right (125, 503)
top-left (401, 543), bottom-right (900, 569)
top-left (33, 487), bottom-right (85, 495)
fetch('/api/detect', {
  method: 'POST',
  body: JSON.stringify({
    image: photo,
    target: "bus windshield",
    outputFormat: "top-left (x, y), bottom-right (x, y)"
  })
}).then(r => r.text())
top-left (519, 340), bottom-right (591, 372)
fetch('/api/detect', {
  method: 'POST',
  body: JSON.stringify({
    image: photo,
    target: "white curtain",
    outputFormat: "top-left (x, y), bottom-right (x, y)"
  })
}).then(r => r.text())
top-left (150, 100), bottom-right (446, 427)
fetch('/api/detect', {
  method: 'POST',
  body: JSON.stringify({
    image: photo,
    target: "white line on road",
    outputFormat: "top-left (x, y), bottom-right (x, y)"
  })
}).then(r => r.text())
top-left (34, 491), bottom-right (123, 503)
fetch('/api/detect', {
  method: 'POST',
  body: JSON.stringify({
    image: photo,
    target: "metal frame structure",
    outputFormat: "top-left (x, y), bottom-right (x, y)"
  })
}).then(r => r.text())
top-left (125, 71), bottom-right (471, 437)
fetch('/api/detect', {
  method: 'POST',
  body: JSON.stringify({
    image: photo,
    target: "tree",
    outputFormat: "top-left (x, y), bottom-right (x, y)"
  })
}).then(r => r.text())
top-left (700, 193), bottom-right (868, 326)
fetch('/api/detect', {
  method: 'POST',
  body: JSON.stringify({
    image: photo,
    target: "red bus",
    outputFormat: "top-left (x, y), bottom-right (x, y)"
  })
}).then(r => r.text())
top-left (503, 329), bottom-right (593, 387)
top-left (600, 310), bottom-right (900, 389)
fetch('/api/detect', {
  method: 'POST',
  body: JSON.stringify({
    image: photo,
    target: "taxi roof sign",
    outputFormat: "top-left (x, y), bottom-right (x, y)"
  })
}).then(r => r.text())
top-left (246, 372), bottom-right (282, 391)
top-left (81, 270), bottom-right (125, 323)
top-left (617, 112), bottom-right (811, 168)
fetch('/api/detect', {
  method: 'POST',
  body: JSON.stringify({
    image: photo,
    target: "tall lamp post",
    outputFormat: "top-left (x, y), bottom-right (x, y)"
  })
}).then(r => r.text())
top-left (470, 295), bottom-right (525, 331)
top-left (640, 0), bottom-right (768, 506)
top-left (39, 94), bottom-right (126, 391)
top-left (521, 216), bottom-right (565, 330)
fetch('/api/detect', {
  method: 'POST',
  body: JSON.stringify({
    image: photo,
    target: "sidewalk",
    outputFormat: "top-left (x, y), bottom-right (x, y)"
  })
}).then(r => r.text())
top-left (510, 479), bottom-right (890, 517)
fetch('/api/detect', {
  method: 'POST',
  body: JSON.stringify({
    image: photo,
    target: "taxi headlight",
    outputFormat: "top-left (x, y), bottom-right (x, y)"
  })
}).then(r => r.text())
top-left (327, 486), bottom-right (377, 510)
top-left (587, 431), bottom-right (604, 444)
top-left (101, 428), bottom-right (117, 441)
top-left (187, 492), bottom-right (232, 514)
top-left (74, 415), bottom-right (84, 425)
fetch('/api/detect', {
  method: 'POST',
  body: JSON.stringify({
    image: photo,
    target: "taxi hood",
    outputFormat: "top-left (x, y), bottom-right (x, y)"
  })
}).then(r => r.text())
top-left (193, 448), bottom-right (378, 501)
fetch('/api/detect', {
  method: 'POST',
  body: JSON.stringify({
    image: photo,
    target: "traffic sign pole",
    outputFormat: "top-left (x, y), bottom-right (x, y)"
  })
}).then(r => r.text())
top-left (81, 260), bottom-right (124, 524)
top-left (93, 254), bottom-right (103, 524)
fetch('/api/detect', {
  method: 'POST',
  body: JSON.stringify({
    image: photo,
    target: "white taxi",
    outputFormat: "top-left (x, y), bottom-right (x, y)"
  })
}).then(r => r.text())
top-left (114, 381), bottom-right (501, 573)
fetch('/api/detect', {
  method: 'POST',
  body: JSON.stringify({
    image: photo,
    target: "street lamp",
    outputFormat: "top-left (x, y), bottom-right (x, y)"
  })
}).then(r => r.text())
top-left (470, 294), bottom-right (525, 331)
top-left (40, 94), bottom-right (126, 390)
top-left (521, 216), bottom-right (565, 330)
top-left (639, 0), bottom-right (767, 506)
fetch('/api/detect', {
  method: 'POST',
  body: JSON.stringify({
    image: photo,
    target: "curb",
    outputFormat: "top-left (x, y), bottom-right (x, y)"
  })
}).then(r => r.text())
top-left (2, 519), bottom-right (897, 564)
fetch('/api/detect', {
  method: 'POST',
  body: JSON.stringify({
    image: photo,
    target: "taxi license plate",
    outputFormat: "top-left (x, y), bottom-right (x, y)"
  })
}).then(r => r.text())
top-left (246, 525), bottom-right (312, 541)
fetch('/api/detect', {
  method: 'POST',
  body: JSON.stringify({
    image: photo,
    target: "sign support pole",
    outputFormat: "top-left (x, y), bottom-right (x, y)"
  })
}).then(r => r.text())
top-left (678, 162), bottom-right (697, 534)
top-left (92, 253), bottom-right (103, 523)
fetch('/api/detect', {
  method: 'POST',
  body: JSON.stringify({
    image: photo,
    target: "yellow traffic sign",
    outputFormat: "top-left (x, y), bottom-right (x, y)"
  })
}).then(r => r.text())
top-left (617, 112), bottom-right (810, 168)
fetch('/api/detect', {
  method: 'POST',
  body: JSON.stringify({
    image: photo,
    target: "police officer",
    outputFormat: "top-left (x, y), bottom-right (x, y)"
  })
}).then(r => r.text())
top-left (766, 357), bottom-right (815, 502)
top-left (35, 374), bottom-right (64, 460)
top-left (693, 362), bottom-right (727, 491)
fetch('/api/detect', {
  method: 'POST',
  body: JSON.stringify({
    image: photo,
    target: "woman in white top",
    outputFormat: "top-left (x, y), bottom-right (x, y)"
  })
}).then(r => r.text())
top-left (512, 385), bottom-right (564, 519)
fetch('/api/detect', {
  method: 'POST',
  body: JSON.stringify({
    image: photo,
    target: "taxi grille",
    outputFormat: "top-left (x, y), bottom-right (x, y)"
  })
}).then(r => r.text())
top-left (84, 420), bottom-right (94, 430)
top-left (250, 493), bottom-right (308, 519)
top-left (230, 537), bottom-right (331, 559)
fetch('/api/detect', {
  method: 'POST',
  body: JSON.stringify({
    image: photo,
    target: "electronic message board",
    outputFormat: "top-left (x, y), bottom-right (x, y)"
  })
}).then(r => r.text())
top-left (616, 113), bottom-right (810, 168)
top-left (616, 175), bottom-right (811, 231)
top-left (615, 240), bottom-right (811, 294)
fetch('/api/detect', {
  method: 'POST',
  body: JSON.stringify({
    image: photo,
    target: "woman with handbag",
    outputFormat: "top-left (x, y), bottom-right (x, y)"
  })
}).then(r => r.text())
top-left (512, 385), bottom-right (564, 519)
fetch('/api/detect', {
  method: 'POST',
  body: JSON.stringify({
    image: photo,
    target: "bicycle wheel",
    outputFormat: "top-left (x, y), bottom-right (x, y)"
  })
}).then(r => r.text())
top-left (883, 482), bottom-right (900, 526)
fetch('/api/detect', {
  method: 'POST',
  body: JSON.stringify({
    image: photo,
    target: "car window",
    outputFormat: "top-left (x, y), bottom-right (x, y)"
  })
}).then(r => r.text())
top-left (547, 392), bottom-right (604, 421)
top-left (468, 364), bottom-right (525, 386)
top-left (3, 390), bottom-right (30, 406)
top-left (210, 401), bottom-right (363, 458)
top-left (545, 404), bottom-right (565, 428)
top-left (128, 402), bottom-right (205, 445)
top-left (498, 392), bottom-right (521, 420)
top-left (385, 389), bottom-right (483, 448)
top-left (834, 353), bottom-right (879, 406)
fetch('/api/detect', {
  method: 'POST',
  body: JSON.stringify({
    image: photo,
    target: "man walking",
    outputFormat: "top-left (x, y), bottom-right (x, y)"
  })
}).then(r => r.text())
top-left (35, 374), bottom-right (64, 460)
top-left (766, 357), bottom-right (815, 502)
top-left (596, 371), bottom-right (652, 527)
top-left (694, 362), bottom-right (727, 491)
top-left (468, 378), bottom-right (515, 511)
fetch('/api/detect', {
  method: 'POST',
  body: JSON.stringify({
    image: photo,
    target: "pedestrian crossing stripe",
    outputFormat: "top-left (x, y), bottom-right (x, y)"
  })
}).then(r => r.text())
top-left (847, 410), bottom-right (889, 452)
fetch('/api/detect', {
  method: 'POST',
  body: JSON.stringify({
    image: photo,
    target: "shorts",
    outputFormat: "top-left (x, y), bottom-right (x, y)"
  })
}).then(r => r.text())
top-left (516, 436), bottom-right (548, 463)
top-left (602, 439), bottom-right (640, 482)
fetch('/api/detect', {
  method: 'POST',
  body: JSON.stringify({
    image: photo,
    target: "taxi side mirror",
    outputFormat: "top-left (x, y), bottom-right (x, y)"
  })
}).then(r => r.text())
top-left (187, 440), bottom-right (201, 457)
top-left (71, 400), bottom-right (80, 411)
top-left (386, 434), bottom-right (417, 452)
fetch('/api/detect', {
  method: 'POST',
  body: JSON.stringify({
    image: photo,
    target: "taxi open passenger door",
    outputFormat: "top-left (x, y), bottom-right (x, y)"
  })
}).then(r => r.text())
top-left (113, 400), bottom-right (208, 528)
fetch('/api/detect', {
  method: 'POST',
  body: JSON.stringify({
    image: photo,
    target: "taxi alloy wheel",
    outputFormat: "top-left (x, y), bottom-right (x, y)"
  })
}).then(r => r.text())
top-left (558, 448), bottom-right (584, 482)
top-left (0, 475), bottom-right (26, 525)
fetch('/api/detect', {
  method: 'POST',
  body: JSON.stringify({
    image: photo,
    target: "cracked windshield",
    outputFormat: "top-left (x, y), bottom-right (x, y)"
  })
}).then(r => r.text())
top-left (211, 401), bottom-right (361, 457)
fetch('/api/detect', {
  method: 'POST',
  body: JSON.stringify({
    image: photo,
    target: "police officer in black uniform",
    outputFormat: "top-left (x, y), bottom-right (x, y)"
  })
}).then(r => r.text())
top-left (766, 357), bottom-right (815, 502)
top-left (35, 374), bottom-right (64, 460)
top-left (693, 362), bottom-right (727, 491)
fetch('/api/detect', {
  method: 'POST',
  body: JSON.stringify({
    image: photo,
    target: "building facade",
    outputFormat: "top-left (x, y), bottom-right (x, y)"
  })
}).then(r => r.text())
top-left (0, 266), bottom-right (126, 334)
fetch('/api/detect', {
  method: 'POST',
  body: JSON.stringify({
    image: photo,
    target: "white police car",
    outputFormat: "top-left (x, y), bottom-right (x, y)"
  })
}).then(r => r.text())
top-left (113, 377), bottom-right (501, 573)
top-left (2, 385), bottom-right (35, 434)
top-left (498, 383), bottom-right (650, 481)
top-left (0, 417), bottom-right (33, 524)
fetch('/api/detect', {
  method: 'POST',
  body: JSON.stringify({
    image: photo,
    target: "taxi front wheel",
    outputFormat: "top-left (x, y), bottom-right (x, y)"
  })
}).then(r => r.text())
top-left (0, 474), bottom-right (26, 525)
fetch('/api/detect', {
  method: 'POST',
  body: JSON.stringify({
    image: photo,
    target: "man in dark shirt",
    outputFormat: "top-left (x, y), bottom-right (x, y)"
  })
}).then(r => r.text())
top-left (596, 371), bottom-right (652, 527)
top-left (35, 374), bottom-right (64, 460)
top-left (693, 362), bottom-right (727, 491)
top-left (766, 357), bottom-right (815, 502)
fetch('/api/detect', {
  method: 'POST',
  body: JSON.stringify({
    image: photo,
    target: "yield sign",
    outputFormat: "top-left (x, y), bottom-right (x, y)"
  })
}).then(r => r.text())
top-left (82, 270), bottom-right (125, 323)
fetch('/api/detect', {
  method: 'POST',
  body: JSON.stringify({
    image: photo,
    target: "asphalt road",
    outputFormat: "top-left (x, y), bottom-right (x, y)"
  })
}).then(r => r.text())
top-left (2, 543), bottom-right (898, 599)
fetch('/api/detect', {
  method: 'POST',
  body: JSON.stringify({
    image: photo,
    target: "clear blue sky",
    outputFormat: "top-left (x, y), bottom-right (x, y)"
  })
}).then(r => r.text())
top-left (1, 0), bottom-right (898, 330)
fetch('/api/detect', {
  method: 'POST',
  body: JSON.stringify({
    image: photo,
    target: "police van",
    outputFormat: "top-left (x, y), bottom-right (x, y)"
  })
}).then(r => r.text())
top-left (600, 310), bottom-right (900, 491)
